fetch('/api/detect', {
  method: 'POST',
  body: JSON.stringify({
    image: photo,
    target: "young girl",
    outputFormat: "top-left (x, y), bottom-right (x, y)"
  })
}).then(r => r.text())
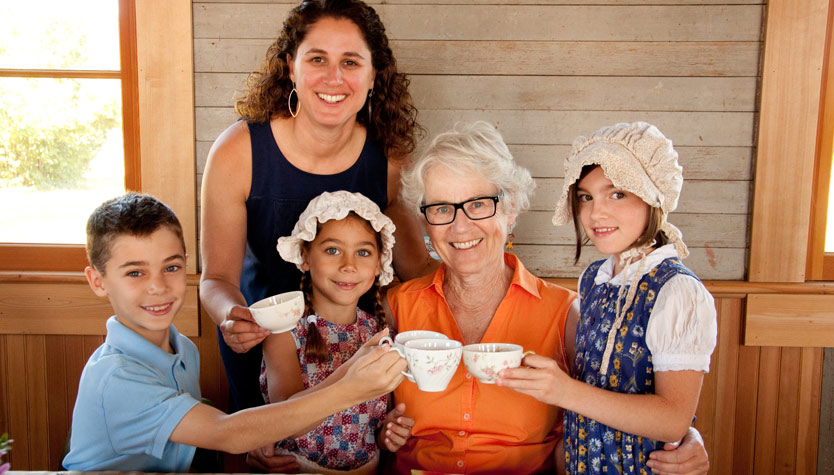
top-left (498, 122), bottom-right (717, 474)
top-left (259, 190), bottom-right (413, 474)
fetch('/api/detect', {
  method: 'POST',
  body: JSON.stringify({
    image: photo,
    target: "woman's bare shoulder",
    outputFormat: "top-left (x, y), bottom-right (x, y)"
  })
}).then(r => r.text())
top-left (208, 120), bottom-right (252, 163)
top-left (202, 120), bottom-right (254, 199)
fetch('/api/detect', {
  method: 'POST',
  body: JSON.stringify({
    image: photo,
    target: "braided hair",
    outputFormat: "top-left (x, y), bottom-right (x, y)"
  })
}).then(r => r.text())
top-left (299, 216), bottom-right (389, 363)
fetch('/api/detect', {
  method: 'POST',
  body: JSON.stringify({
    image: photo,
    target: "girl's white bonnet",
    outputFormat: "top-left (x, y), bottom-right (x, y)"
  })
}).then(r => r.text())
top-left (552, 121), bottom-right (688, 258)
top-left (276, 190), bottom-right (397, 285)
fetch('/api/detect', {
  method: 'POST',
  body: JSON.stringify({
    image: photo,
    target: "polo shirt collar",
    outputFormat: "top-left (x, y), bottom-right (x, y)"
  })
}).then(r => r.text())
top-left (411, 253), bottom-right (541, 300)
top-left (105, 316), bottom-right (185, 371)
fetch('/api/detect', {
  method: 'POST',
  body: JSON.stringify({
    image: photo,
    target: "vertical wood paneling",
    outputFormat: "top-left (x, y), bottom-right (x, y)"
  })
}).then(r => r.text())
top-left (754, 347), bottom-right (781, 474)
top-left (711, 298), bottom-right (742, 474)
top-left (6, 335), bottom-right (29, 467)
top-left (0, 336), bottom-right (9, 466)
top-left (24, 336), bottom-right (49, 468)
top-left (45, 335), bottom-right (70, 470)
top-left (797, 348), bottom-right (823, 474)
top-left (734, 344), bottom-right (760, 475)
top-left (194, 307), bottom-right (230, 411)
top-left (63, 336), bottom-right (88, 425)
top-left (775, 348), bottom-right (800, 474)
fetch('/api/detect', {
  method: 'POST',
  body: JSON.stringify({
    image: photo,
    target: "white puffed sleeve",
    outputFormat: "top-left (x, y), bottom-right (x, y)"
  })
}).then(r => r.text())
top-left (645, 274), bottom-right (717, 372)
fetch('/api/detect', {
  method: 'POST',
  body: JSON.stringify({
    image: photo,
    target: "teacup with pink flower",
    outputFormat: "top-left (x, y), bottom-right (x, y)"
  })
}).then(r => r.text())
top-left (462, 343), bottom-right (532, 384)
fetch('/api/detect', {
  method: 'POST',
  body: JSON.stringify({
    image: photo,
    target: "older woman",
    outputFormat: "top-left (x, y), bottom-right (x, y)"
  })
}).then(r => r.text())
top-left (386, 122), bottom-right (709, 474)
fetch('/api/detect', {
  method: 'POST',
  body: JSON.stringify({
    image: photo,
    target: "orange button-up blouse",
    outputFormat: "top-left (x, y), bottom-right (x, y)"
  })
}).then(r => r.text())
top-left (388, 254), bottom-right (576, 474)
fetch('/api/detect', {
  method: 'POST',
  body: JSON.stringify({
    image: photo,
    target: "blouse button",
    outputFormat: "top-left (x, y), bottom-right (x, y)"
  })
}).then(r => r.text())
top-left (458, 431), bottom-right (466, 436)
top-left (456, 460), bottom-right (464, 468)
top-left (463, 413), bottom-right (471, 420)
top-left (465, 373), bottom-right (472, 379)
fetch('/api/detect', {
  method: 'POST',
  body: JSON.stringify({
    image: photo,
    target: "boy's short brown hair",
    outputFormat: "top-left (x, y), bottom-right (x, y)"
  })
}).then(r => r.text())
top-left (86, 192), bottom-right (185, 273)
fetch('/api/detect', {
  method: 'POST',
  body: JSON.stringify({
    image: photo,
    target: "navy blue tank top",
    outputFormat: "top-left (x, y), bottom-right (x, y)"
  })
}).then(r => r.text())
top-left (240, 121), bottom-right (388, 305)
top-left (220, 120), bottom-right (388, 411)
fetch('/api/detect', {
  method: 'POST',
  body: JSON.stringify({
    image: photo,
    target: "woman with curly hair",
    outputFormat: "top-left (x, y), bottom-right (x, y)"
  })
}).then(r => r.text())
top-left (199, 0), bottom-right (435, 469)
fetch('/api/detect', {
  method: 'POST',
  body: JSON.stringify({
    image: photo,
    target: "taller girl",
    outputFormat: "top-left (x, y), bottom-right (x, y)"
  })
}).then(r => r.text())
top-left (499, 122), bottom-right (717, 474)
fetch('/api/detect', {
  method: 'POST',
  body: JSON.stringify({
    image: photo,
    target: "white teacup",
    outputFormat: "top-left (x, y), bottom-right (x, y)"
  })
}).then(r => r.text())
top-left (249, 291), bottom-right (304, 333)
top-left (462, 343), bottom-right (532, 384)
top-left (381, 337), bottom-right (462, 392)
top-left (393, 331), bottom-right (449, 381)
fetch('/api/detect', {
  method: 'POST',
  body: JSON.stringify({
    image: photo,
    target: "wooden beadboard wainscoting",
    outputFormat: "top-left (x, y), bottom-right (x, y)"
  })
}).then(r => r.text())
top-left (1, 275), bottom-right (832, 474)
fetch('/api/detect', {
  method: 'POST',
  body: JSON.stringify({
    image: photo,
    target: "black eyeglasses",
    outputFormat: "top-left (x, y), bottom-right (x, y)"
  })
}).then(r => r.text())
top-left (420, 191), bottom-right (503, 225)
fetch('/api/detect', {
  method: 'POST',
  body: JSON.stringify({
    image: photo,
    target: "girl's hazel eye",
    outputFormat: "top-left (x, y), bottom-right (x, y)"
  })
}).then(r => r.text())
top-left (612, 192), bottom-right (626, 199)
top-left (577, 194), bottom-right (592, 202)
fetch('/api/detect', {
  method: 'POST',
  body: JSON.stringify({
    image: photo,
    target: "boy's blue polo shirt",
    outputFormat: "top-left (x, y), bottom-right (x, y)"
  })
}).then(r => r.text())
top-left (63, 316), bottom-right (202, 472)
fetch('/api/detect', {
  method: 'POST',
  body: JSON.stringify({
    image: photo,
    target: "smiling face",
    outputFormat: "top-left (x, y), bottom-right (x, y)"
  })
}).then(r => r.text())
top-left (288, 17), bottom-right (375, 128)
top-left (301, 214), bottom-right (381, 320)
top-left (85, 227), bottom-right (187, 351)
top-left (576, 166), bottom-right (651, 265)
top-left (422, 165), bottom-right (514, 278)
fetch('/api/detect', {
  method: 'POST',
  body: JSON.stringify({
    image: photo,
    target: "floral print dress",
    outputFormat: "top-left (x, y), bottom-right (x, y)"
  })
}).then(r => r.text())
top-left (564, 257), bottom-right (698, 474)
top-left (259, 308), bottom-right (388, 471)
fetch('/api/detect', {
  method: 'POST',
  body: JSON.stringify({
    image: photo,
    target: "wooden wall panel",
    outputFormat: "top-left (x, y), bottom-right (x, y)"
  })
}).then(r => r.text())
top-left (745, 294), bottom-right (834, 347)
top-left (134, 0), bottom-right (198, 274)
top-left (195, 4), bottom-right (762, 41)
top-left (748, 0), bottom-right (829, 283)
top-left (45, 336), bottom-right (70, 470)
top-left (192, 1), bottom-right (760, 284)
top-left (0, 291), bottom-right (828, 471)
top-left (0, 281), bottom-right (200, 336)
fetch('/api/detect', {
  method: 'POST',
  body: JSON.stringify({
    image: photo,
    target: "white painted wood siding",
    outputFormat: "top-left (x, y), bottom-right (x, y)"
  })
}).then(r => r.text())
top-left (193, 1), bottom-right (763, 280)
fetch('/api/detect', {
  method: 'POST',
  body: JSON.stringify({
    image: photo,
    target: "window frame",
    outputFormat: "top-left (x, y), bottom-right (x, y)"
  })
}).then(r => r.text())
top-left (808, 0), bottom-right (834, 281)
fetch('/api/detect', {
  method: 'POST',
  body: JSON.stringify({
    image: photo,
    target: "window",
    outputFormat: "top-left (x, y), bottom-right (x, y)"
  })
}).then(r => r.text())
top-left (0, 0), bottom-right (139, 271)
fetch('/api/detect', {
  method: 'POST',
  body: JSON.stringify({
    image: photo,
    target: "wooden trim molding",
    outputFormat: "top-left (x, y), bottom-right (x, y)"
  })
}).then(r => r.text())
top-left (745, 294), bottom-right (834, 347)
top-left (0, 280), bottom-right (200, 336)
top-left (808, 0), bottom-right (834, 280)
top-left (0, 245), bottom-right (89, 272)
top-left (120, 0), bottom-right (141, 192)
top-left (134, 0), bottom-right (197, 273)
top-left (0, 69), bottom-right (121, 79)
top-left (749, 0), bottom-right (830, 283)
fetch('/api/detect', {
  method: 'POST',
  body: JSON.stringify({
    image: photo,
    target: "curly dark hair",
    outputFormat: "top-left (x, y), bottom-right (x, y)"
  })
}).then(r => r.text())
top-left (235, 0), bottom-right (422, 160)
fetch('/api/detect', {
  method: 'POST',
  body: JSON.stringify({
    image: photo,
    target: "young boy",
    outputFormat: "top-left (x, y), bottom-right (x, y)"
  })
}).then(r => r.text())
top-left (63, 192), bottom-right (406, 472)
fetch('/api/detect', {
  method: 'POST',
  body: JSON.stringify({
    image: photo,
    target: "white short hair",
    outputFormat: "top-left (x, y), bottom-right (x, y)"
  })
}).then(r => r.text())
top-left (400, 121), bottom-right (535, 229)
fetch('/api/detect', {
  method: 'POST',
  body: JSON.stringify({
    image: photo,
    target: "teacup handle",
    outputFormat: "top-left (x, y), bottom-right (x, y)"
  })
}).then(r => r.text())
top-left (378, 336), bottom-right (413, 380)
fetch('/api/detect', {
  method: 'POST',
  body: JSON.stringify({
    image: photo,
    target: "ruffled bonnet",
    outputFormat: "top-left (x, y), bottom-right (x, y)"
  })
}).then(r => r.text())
top-left (276, 191), bottom-right (396, 285)
top-left (552, 121), bottom-right (688, 260)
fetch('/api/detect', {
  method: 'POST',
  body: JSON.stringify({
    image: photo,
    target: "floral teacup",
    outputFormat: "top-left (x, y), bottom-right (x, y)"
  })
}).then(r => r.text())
top-left (462, 343), bottom-right (532, 384)
top-left (249, 291), bottom-right (304, 333)
top-left (382, 337), bottom-right (462, 392)
top-left (393, 331), bottom-right (449, 382)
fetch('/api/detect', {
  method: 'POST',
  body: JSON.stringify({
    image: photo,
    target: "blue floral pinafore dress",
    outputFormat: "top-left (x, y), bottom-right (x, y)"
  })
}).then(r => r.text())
top-left (564, 257), bottom-right (697, 474)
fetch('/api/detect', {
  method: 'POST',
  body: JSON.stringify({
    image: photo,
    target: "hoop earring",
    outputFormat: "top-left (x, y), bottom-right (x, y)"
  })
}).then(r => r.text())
top-left (367, 89), bottom-right (373, 121)
top-left (505, 232), bottom-right (515, 250)
top-left (288, 85), bottom-right (300, 118)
